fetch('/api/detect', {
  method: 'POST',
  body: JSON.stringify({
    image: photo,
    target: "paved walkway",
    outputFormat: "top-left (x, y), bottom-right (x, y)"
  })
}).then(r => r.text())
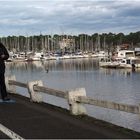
top-left (0, 94), bottom-right (140, 139)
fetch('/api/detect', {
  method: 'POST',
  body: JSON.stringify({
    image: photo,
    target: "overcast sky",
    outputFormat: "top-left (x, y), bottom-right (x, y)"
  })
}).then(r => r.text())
top-left (0, 0), bottom-right (140, 36)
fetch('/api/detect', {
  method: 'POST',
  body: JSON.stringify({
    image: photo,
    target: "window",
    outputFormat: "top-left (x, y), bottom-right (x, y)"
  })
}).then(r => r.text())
top-left (126, 59), bottom-right (131, 64)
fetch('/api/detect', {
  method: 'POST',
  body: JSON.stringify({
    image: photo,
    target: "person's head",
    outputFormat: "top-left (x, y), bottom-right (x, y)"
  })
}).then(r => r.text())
top-left (0, 42), bottom-right (4, 47)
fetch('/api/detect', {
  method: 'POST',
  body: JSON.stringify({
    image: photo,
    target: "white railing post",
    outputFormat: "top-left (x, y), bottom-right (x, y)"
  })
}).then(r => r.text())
top-left (68, 88), bottom-right (87, 115)
top-left (27, 80), bottom-right (43, 103)
top-left (5, 75), bottom-right (16, 93)
top-left (139, 104), bottom-right (140, 118)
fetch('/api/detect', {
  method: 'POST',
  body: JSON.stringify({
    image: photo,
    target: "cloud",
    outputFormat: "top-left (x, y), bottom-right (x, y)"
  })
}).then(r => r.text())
top-left (0, 0), bottom-right (140, 36)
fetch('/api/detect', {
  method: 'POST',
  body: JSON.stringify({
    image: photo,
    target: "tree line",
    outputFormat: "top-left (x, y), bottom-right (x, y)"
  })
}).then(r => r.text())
top-left (0, 31), bottom-right (140, 53)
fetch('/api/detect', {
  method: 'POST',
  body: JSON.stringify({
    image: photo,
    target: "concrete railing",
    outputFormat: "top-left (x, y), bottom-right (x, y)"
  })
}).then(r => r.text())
top-left (5, 75), bottom-right (140, 116)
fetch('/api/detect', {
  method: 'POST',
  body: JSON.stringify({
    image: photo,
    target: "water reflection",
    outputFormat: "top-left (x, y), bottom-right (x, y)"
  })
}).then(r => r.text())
top-left (6, 58), bottom-right (99, 74)
top-left (6, 59), bottom-right (140, 74)
top-left (99, 68), bottom-right (138, 77)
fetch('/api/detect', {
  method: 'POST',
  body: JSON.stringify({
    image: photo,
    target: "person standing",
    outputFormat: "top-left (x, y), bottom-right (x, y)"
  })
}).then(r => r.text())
top-left (0, 42), bottom-right (10, 101)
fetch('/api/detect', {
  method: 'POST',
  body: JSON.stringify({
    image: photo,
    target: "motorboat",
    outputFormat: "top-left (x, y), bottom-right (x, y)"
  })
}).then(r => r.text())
top-left (119, 58), bottom-right (140, 68)
top-left (99, 58), bottom-right (120, 68)
top-left (99, 57), bottom-right (140, 69)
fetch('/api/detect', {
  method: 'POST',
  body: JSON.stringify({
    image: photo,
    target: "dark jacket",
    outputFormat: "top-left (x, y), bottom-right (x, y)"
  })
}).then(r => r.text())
top-left (0, 42), bottom-right (9, 73)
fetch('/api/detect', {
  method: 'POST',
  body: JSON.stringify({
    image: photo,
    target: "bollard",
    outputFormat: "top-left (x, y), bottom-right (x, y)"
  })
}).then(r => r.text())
top-left (68, 88), bottom-right (87, 115)
top-left (27, 80), bottom-right (43, 103)
top-left (5, 75), bottom-right (16, 93)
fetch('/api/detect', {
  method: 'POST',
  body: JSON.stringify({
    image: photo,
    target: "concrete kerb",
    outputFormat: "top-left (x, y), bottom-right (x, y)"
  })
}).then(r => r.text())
top-left (68, 88), bottom-right (87, 115)
top-left (27, 80), bottom-right (43, 103)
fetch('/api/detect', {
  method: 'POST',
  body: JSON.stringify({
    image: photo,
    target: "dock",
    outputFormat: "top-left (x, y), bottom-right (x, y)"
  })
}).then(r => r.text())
top-left (0, 94), bottom-right (140, 139)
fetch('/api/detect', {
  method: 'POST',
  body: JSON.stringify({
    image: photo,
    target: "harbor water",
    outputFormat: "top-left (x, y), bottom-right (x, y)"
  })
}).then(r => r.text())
top-left (5, 58), bottom-right (140, 132)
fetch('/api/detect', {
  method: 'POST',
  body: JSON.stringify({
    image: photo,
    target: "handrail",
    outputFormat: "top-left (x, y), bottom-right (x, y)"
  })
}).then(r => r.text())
top-left (77, 96), bottom-right (139, 114)
top-left (6, 77), bottom-right (140, 116)
top-left (33, 85), bottom-right (68, 99)
top-left (9, 80), bottom-right (27, 88)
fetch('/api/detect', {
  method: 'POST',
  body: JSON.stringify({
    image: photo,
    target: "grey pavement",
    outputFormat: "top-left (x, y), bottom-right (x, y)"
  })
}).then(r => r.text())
top-left (0, 94), bottom-right (140, 139)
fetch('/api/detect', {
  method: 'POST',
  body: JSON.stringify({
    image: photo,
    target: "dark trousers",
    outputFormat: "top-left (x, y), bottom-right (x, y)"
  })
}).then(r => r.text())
top-left (0, 73), bottom-right (7, 99)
